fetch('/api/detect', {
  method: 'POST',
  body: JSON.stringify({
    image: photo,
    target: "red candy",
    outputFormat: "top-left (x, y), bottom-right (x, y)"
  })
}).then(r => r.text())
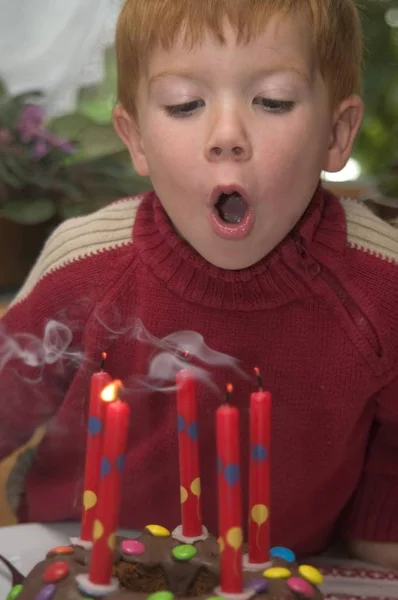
top-left (43, 561), bottom-right (70, 583)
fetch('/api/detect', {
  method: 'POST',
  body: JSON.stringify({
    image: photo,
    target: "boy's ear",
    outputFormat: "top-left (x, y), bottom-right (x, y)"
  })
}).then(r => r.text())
top-left (113, 105), bottom-right (149, 177)
top-left (323, 95), bottom-right (364, 173)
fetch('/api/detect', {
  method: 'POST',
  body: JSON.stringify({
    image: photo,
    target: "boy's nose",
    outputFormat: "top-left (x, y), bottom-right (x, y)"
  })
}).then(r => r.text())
top-left (204, 106), bottom-right (252, 162)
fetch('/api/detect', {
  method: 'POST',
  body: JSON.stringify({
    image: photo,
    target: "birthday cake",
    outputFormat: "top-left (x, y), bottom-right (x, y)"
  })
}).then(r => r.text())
top-left (2, 374), bottom-right (324, 600)
top-left (3, 528), bottom-right (324, 600)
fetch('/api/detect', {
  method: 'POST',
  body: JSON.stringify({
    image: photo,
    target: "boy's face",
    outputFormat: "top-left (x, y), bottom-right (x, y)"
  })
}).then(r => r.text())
top-left (116, 14), bottom-right (363, 270)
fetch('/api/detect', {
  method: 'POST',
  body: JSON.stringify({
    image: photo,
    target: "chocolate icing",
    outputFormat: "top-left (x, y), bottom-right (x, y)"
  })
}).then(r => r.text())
top-left (14, 531), bottom-right (323, 600)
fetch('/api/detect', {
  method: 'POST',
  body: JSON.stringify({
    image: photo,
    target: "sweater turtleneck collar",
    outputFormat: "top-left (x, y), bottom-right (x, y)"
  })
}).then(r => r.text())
top-left (133, 185), bottom-right (347, 311)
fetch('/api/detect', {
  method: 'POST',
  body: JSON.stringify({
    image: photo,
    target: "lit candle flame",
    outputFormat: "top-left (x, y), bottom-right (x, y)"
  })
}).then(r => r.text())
top-left (225, 383), bottom-right (234, 403)
top-left (101, 379), bottom-right (123, 403)
top-left (100, 352), bottom-right (107, 370)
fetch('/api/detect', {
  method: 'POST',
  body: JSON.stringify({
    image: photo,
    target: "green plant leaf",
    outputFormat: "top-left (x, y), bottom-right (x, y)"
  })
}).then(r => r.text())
top-left (48, 114), bottom-right (124, 159)
top-left (0, 198), bottom-right (57, 224)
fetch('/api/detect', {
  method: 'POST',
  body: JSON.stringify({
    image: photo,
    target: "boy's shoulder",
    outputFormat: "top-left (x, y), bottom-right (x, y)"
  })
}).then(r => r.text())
top-left (11, 194), bottom-right (145, 308)
top-left (338, 195), bottom-right (398, 266)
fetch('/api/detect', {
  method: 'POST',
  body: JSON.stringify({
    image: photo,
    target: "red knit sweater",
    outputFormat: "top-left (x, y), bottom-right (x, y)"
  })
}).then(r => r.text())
top-left (0, 187), bottom-right (397, 557)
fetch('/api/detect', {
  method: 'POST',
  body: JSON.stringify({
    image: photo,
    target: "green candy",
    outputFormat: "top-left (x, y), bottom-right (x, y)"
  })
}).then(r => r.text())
top-left (6, 585), bottom-right (23, 600)
top-left (147, 592), bottom-right (174, 600)
top-left (172, 544), bottom-right (197, 561)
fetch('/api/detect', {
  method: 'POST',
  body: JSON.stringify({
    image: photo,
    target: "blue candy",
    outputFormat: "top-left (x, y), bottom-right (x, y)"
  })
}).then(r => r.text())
top-left (269, 546), bottom-right (296, 563)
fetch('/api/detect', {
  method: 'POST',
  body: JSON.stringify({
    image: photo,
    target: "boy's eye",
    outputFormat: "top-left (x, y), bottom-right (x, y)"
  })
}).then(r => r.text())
top-left (253, 98), bottom-right (295, 113)
top-left (164, 100), bottom-right (204, 117)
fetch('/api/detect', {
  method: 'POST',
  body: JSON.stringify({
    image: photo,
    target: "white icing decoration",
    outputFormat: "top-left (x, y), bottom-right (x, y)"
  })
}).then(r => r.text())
top-left (75, 574), bottom-right (119, 597)
top-left (214, 586), bottom-right (255, 600)
top-left (172, 525), bottom-right (209, 544)
top-left (242, 554), bottom-right (273, 572)
top-left (70, 537), bottom-right (93, 550)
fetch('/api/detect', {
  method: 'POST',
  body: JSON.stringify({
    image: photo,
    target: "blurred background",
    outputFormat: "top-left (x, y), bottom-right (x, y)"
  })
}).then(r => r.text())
top-left (0, 0), bottom-right (397, 298)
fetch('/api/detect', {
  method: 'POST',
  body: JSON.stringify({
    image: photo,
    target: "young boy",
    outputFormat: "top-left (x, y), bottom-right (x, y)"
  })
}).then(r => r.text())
top-left (1, 0), bottom-right (397, 568)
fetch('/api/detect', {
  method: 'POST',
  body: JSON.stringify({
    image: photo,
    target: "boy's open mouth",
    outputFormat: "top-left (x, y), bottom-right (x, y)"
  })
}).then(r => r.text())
top-left (215, 191), bottom-right (249, 224)
top-left (209, 186), bottom-right (254, 240)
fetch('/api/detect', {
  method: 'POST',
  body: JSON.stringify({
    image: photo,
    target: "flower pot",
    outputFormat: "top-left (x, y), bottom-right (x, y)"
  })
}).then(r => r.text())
top-left (0, 218), bottom-right (53, 292)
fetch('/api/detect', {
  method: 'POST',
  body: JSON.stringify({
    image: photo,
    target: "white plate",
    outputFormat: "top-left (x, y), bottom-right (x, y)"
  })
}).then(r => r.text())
top-left (0, 522), bottom-right (80, 597)
top-left (0, 522), bottom-right (136, 598)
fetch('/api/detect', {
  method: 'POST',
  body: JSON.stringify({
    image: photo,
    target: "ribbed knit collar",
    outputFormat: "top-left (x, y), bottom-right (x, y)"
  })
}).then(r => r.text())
top-left (133, 185), bottom-right (346, 311)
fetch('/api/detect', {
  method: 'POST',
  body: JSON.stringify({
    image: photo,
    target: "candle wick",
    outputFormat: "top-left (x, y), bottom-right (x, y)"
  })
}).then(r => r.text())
top-left (182, 350), bottom-right (191, 363)
top-left (100, 352), bottom-right (107, 370)
top-left (254, 368), bottom-right (263, 391)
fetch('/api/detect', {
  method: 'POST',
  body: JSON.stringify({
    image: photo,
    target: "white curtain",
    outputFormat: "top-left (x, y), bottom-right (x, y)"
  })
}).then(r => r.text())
top-left (0, 0), bottom-right (124, 116)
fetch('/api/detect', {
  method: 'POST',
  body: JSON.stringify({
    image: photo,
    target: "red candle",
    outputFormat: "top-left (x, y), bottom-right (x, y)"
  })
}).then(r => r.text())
top-left (248, 369), bottom-right (271, 564)
top-left (89, 380), bottom-right (130, 585)
top-left (177, 367), bottom-right (202, 537)
top-left (216, 387), bottom-right (243, 594)
top-left (81, 353), bottom-right (111, 542)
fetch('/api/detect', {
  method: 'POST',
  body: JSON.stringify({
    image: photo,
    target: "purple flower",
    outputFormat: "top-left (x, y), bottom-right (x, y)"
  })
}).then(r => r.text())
top-left (33, 140), bottom-right (49, 159)
top-left (14, 103), bottom-right (77, 156)
top-left (20, 104), bottom-right (46, 128)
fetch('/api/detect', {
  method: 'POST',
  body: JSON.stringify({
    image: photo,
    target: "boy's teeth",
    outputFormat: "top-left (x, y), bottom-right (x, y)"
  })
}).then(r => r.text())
top-left (216, 192), bottom-right (248, 224)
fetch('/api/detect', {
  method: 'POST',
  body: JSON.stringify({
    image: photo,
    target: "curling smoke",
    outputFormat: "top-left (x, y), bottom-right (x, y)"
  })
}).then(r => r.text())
top-left (0, 314), bottom-right (246, 392)
top-left (127, 319), bottom-right (247, 393)
top-left (0, 320), bottom-right (83, 374)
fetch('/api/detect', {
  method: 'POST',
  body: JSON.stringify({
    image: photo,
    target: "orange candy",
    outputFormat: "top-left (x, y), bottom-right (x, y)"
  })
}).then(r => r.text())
top-left (47, 546), bottom-right (74, 557)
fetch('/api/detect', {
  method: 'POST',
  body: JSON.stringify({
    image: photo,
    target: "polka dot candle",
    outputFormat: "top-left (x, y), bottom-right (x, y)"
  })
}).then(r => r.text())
top-left (248, 373), bottom-right (271, 564)
top-left (176, 367), bottom-right (202, 538)
top-left (81, 354), bottom-right (111, 542)
top-left (88, 380), bottom-right (130, 586)
top-left (216, 399), bottom-right (243, 594)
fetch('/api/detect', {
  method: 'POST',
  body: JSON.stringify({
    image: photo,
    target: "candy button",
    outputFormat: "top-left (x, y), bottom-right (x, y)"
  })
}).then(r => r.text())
top-left (269, 546), bottom-right (296, 563)
top-left (248, 578), bottom-right (269, 593)
top-left (35, 584), bottom-right (57, 600)
top-left (121, 539), bottom-right (145, 556)
top-left (172, 544), bottom-right (197, 561)
top-left (145, 524), bottom-right (170, 538)
top-left (147, 592), bottom-right (174, 600)
top-left (6, 585), bottom-right (23, 600)
top-left (287, 577), bottom-right (315, 598)
top-left (299, 565), bottom-right (324, 585)
top-left (263, 567), bottom-right (291, 579)
top-left (47, 546), bottom-right (74, 557)
top-left (43, 560), bottom-right (70, 583)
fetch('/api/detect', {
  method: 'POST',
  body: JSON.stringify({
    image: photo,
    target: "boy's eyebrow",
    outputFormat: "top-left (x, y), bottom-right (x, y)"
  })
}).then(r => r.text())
top-left (149, 70), bottom-right (201, 86)
top-left (251, 65), bottom-right (312, 84)
top-left (149, 65), bottom-right (311, 86)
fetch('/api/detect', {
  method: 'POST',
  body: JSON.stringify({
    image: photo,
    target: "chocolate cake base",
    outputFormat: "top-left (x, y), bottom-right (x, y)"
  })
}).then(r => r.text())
top-left (8, 529), bottom-right (324, 600)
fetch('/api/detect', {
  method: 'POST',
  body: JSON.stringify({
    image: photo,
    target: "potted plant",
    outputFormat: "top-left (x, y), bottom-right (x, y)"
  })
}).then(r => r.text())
top-left (0, 82), bottom-right (148, 290)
